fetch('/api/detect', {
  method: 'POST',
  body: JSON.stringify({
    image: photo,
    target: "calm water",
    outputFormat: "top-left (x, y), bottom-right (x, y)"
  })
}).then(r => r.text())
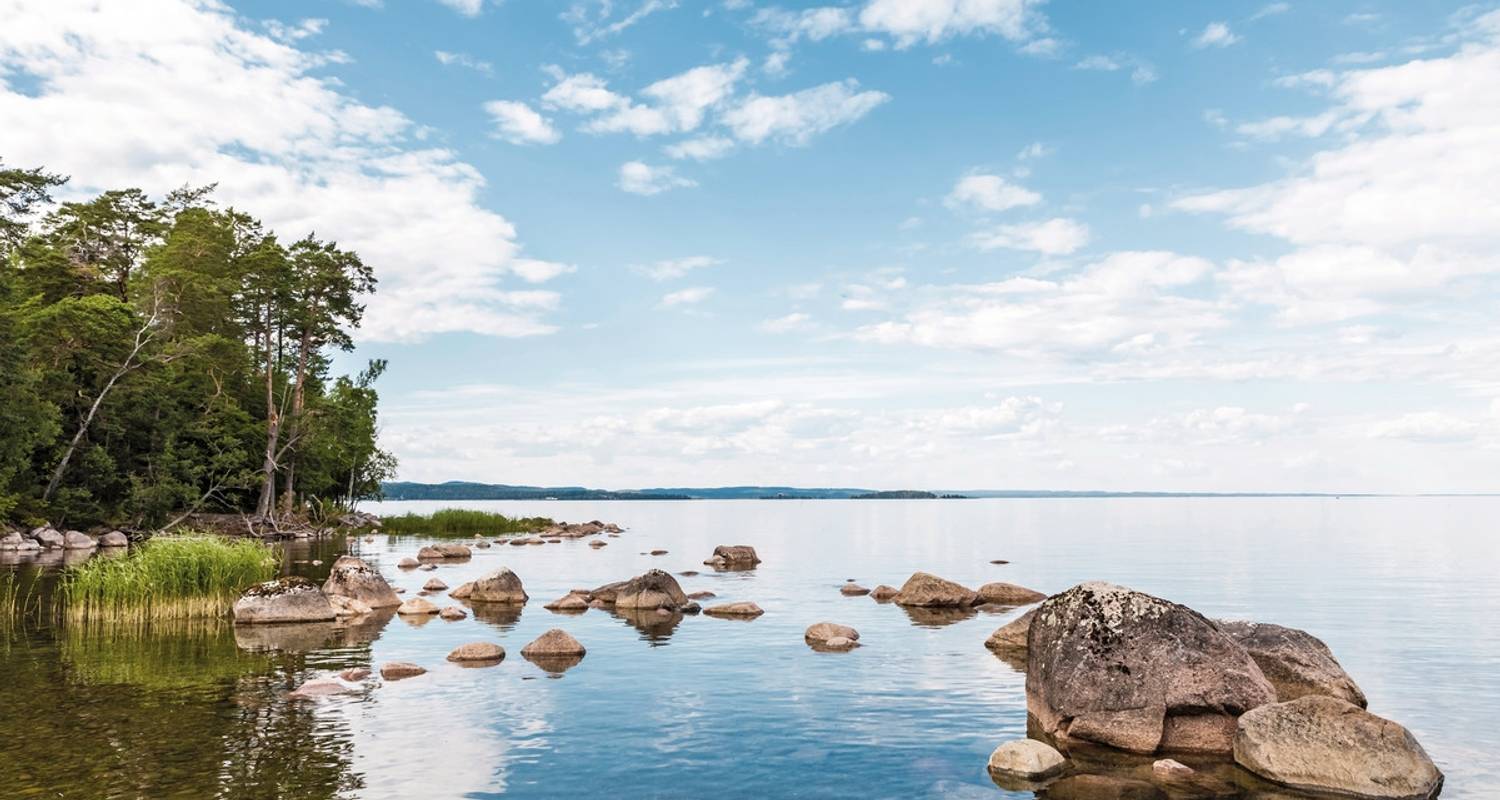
top-left (3, 497), bottom-right (1498, 799)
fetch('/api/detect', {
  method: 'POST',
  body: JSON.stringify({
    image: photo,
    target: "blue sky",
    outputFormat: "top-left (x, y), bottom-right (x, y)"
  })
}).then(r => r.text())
top-left (4, 0), bottom-right (1499, 491)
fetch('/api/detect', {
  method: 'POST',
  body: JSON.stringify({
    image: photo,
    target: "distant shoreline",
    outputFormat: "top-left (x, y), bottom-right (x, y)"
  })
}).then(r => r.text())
top-left (380, 481), bottom-right (1497, 501)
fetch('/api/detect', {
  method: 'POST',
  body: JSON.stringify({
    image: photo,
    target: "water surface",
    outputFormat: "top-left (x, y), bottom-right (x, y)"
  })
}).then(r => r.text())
top-left (3, 497), bottom-right (1496, 798)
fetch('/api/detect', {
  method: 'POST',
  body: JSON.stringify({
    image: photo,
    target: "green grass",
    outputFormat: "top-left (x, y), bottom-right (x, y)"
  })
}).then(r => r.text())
top-left (61, 535), bottom-right (279, 623)
top-left (379, 508), bottom-right (554, 537)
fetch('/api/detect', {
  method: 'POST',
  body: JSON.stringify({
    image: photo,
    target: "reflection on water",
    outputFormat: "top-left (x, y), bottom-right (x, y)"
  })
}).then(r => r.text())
top-left (4, 497), bottom-right (1500, 798)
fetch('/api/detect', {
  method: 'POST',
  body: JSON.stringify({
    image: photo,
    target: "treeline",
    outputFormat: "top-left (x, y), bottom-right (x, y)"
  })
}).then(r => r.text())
top-left (0, 158), bottom-right (394, 529)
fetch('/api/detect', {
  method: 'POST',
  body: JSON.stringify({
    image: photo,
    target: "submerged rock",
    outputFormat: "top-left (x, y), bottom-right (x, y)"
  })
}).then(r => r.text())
top-left (328, 594), bottom-right (373, 618)
top-left (984, 609), bottom-right (1036, 654)
top-left (893, 572), bottom-right (978, 607)
top-left (686, 590), bottom-right (716, 600)
top-left (464, 567), bottom-right (528, 604)
top-left (1026, 582), bottom-right (1275, 755)
top-left (322, 556), bottom-right (401, 609)
top-left (589, 540), bottom-right (607, 548)
top-left (380, 661), bottom-right (426, 680)
top-left (702, 601), bottom-right (764, 619)
top-left (447, 642), bottom-right (505, 664)
top-left (1216, 620), bottom-right (1367, 707)
top-left (987, 739), bottom-right (1066, 779)
top-left (840, 583), bottom-right (870, 596)
top-left (1234, 695), bottom-right (1443, 799)
top-left (340, 667), bottom-right (371, 682)
top-left (233, 577), bottom-right (337, 625)
top-left (289, 678), bottom-right (350, 699)
top-left (805, 622), bottom-right (860, 651)
top-left (397, 597), bottom-right (439, 616)
top-left (440, 606), bottom-right (468, 620)
top-left (975, 581), bottom-right (1047, 606)
top-left (1151, 759), bottom-right (1195, 780)
top-left (704, 544), bottom-right (760, 569)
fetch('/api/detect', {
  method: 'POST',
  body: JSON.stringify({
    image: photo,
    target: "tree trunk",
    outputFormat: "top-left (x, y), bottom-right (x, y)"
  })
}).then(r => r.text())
top-left (278, 323), bottom-right (312, 515)
top-left (255, 304), bottom-right (280, 519)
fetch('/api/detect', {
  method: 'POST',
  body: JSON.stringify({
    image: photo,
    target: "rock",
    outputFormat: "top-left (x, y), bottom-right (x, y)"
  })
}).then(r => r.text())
top-left (990, 559), bottom-right (1010, 565)
top-left (893, 572), bottom-right (978, 607)
top-left (322, 555), bottom-right (401, 608)
top-left (543, 593), bottom-right (590, 611)
top-left (397, 597), bottom-right (440, 616)
top-left (1216, 620), bottom-right (1367, 708)
top-left (380, 661), bottom-right (426, 680)
top-left (339, 668), bottom-right (370, 682)
top-left (473, 540), bottom-right (490, 549)
top-left (987, 739), bottom-right (1066, 779)
top-left (416, 543), bottom-right (471, 560)
top-left (678, 570), bottom-right (699, 577)
top-left (289, 678), bottom-right (350, 699)
top-left (393, 587), bottom-right (406, 594)
top-left (440, 606), bottom-right (468, 620)
top-left (0, 532), bottom-right (24, 550)
top-left (32, 528), bottom-right (63, 548)
top-left (589, 540), bottom-right (607, 548)
top-left (419, 564), bottom-right (437, 571)
top-left (686, 590), bottom-right (716, 600)
top-left (975, 581), bottom-right (1047, 606)
top-left (464, 567), bottom-right (528, 604)
top-left (1041, 774), bottom-right (1165, 800)
top-left (521, 628), bottom-right (586, 671)
top-left (592, 569), bottom-right (689, 610)
top-left (703, 544), bottom-right (760, 568)
top-left (702, 602), bottom-right (764, 618)
top-left (1151, 759), bottom-right (1195, 779)
top-left (1234, 696), bottom-right (1443, 799)
top-left (328, 594), bottom-right (373, 618)
top-left (805, 622), bottom-right (860, 650)
top-left (398, 557), bottom-right (419, 569)
top-left (447, 642), bottom-right (505, 663)
top-left (62, 530), bottom-right (96, 550)
top-left (449, 582), bottom-right (473, 599)
top-left (508, 537), bottom-right (529, 546)
top-left (870, 585), bottom-right (899, 601)
top-left (1026, 582), bottom-right (1276, 755)
top-left (840, 583), bottom-right (870, 596)
top-left (422, 577), bottom-right (448, 591)
top-left (649, 549), bottom-right (668, 556)
top-left (98, 530), bottom-right (129, 547)
top-left (984, 609), bottom-right (1036, 653)
top-left (233, 577), bottom-right (337, 624)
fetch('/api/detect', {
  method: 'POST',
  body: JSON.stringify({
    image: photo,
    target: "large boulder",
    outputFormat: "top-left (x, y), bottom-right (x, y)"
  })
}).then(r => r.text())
top-left (975, 581), bottom-right (1046, 606)
top-left (0, 532), bottom-right (25, 550)
top-left (984, 609), bottom-right (1035, 653)
top-left (233, 577), bottom-right (337, 624)
top-left (98, 530), bottom-right (129, 547)
top-left (987, 739), bottom-right (1066, 780)
top-left (321, 556), bottom-right (401, 609)
top-left (1216, 620), bottom-right (1367, 708)
top-left (805, 622), bottom-right (860, 651)
top-left (704, 544), bottom-right (760, 568)
top-left (591, 569), bottom-right (688, 610)
top-left (702, 601), bottom-right (764, 619)
top-left (1026, 582), bottom-right (1276, 755)
top-left (62, 530), bottom-right (96, 550)
top-left (32, 528), bottom-right (64, 549)
top-left (416, 543), bottom-right (471, 560)
top-left (521, 628), bottom-right (586, 672)
top-left (465, 567), bottom-right (528, 603)
top-left (893, 572), bottom-right (978, 607)
top-left (1234, 696), bottom-right (1443, 799)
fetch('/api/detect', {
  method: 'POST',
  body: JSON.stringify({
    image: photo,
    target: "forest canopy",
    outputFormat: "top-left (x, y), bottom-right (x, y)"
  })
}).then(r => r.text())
top-left (0, 158), bottom-right (394, 529)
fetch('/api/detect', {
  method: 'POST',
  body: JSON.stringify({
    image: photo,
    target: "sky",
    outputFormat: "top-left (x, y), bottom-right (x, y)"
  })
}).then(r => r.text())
top-left (2, 0), bottom-right (1499, 492)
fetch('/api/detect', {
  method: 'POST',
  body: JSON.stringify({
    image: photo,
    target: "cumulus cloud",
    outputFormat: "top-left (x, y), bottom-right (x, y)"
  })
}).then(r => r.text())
top-left (483, 100), bottom-right (561, 144)
top-left (721, 80), bottom-right (890, 145)
top-left (1192, 22), bottom-right (1240, 48)
top-left (0, 0), bottom-right (564, 343)
top-left (750, 0), bottom-right (1047, 50)
top-left (663, 135), bottom-right (735, 161)
top-left (970, 217), bottom-right (1090, 255)
top-left (945, 173), bottom-right (1041, 213)
top-left (618, 161), bottom-right (696, 195)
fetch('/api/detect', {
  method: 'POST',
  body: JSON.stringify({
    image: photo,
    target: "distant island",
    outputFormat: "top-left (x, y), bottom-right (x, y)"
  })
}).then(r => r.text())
top-left (380, 481), bottom-right (1383, 501)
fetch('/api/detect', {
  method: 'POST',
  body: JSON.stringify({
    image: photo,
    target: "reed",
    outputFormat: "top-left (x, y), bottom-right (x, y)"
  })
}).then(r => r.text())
top-left (61, 535), bottom-right (278, 623)
top-left (379, 508), bottom-right (553, 537)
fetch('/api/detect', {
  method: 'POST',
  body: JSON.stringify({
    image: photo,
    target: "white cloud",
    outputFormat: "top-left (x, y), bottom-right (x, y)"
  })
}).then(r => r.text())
top-left (617, 161), bottom-right (696, 195)
top-left (563, 0), bottom-right (676, 45)
top-left (0, 0), bottom-right (562, 343)
top-left (1016, 141), bottom-right (1052, 160)
top-left (659, 286), bottom-right (715, 307)
top-left (970, 217), bottom-right (1090, 255)
top-left (1193, 22), bottom-right (1240, 48)
top-left (542, 71), bottom-right (626, 113)
top-left (437, 0), bottom-right (483, 17)
top-left (663, 135), bottom-right (735, 161)
top-left (511, 259), bottom-right (576, 283)
top-left (435, 50), bottom-right (493, 75)
top-left (1074, 53), bottom-right (1158, 85)
top-left (548, 59), bottom-right (748, 137)
top-left (944, 173), bottom-right (1041, 212)
top-left (759, 312), bottom-right (812, 333)
top-left (859, 0), bottom-right (1044, 48)
top-left (1249, 3), bottom-right (1291, 21)
top-left (635, 256), bottom-right (720, 281)
top-left (752, 6), bottom-right (855, 45)
top-left (722, 80), bottom-right (890, 145)
top-left (1368, 412), bottom-right (1481, 443)
top-left (483, 100), bottom-right (561, 145)
top-left (263, 18), bottom-right (327, 43)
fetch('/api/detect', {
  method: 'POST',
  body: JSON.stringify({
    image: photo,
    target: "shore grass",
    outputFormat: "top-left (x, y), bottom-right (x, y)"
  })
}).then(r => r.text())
top-left (379, 508), bottom-right (554, 537)
top-left (61, 535), bottom-right (278, 623)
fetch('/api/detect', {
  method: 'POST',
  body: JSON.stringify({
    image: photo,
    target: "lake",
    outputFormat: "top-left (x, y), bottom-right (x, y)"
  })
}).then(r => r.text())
top-left (3, 497), bottom-right (1497, 798)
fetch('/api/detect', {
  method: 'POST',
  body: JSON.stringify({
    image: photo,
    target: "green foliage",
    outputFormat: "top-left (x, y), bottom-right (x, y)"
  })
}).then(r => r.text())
top-left (60, 535), bottom-right (279, 622)
top-left (0, 159), bottom-right (394, 528)
top-left (380, 508), bottom-right (555, 537)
